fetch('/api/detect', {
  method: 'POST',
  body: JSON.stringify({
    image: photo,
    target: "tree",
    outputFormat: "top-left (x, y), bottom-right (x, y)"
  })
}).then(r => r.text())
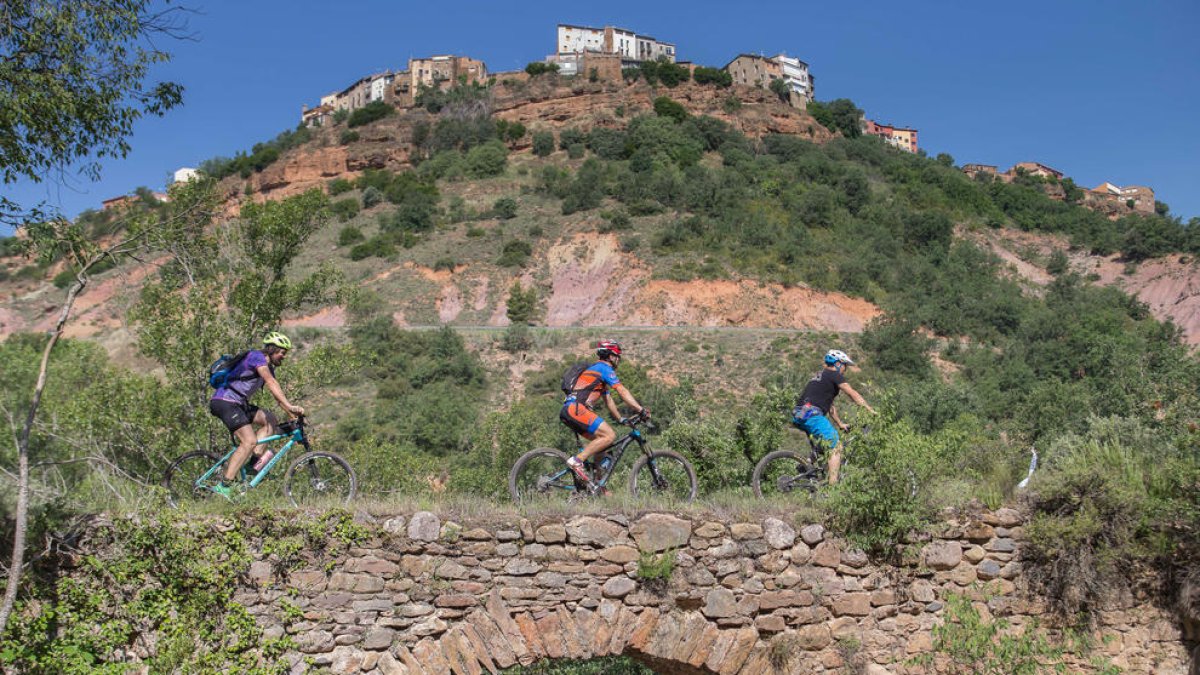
top-left (0, 0), bottom-right (187, 636)
top-left (768, 78), bottom-right (790, 102)
top-left (524, 62), bottom-right (559, 77)
top-left (506, 281), bottom-right (538, 324)
top-left (807, 98), bottom-right (864, 138)
top-left (0, 0), bottom-right (186, 227)
top-left (653, 97), bottom-right (689, 123)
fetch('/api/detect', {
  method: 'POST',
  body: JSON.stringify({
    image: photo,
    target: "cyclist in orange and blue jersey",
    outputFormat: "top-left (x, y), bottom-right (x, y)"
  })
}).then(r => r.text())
top-left (561, 340), bottom-right (648, 490)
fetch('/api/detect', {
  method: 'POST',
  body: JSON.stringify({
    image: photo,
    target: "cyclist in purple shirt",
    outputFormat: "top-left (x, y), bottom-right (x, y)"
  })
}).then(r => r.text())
top-left (207, 332), bottom-right (304, 498)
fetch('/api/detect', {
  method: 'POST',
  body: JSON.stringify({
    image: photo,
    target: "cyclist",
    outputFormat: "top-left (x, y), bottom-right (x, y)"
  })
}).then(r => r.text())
top-left (207, 332), bottom-right (305, 499)
top-left (792, 349), bottom-right (876, 485)
top-left (561, 340), bottom-right (648, 492)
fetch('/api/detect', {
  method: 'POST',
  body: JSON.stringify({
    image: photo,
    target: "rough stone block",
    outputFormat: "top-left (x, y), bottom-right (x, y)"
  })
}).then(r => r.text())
top-left (921, 541), bottom-right (962, 571)
top-left (535, 523), bottom-right (566, 543)
top-left (408, 511), bottom-right (440, 542)
top-left (565, 516), bottom-right (625, 546)
top-left (630, 513), bottom-right (692, 552)
top-left (703, 587), bottom-right (738, 618)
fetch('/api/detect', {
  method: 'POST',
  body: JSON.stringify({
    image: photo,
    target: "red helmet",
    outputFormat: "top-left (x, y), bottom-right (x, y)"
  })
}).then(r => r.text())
top-left (597, 340), bottom-right (622, 358)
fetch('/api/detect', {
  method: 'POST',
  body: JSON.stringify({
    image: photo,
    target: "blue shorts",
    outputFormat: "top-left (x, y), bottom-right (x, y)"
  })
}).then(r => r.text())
top-left (794, 413), bottom-right (839, 450)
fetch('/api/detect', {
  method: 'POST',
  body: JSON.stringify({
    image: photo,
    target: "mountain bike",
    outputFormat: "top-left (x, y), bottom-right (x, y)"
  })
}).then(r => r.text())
top-left (508, 411), bottom-right (697, 504)
top-left (163, 416), bottom-right (356, 507)
top-left (751, 425), bottom-right (914, 497)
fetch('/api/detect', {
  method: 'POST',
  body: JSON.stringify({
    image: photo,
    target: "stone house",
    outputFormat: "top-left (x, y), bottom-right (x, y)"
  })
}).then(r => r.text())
top-left (101, 195), bottom-right (136, 211)
top-left (1086, 182), bottom-right (1156, 214)
top-left (724, 54), bottom-right (814, 105)
top-left (863, 119), bottom-right (919, 154)
top-left (555, 23), bottom-right (675, 64)
top-left (1008, 161), bottom-right (1063, 181)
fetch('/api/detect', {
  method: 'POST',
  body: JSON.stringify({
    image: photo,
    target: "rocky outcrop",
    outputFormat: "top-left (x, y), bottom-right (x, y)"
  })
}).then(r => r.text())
top-left (490, 78), bottom-right (836, 142)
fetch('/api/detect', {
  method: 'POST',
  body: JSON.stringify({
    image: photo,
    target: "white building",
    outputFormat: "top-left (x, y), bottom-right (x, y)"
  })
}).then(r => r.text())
top-left (774, 54), bottom-right (814, 102)
top-left (171, 167), bottom-right (199, 184)
top-left (555, 23), bottom-right (675, 64)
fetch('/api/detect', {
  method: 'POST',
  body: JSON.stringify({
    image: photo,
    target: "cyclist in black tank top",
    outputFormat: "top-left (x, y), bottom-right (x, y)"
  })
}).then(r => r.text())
top-left (792, 349), bottom-right (876, 484)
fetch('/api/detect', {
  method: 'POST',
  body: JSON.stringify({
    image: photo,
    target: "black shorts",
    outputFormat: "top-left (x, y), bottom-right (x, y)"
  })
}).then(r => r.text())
top-left (209, 399), bottom-right (260, 433)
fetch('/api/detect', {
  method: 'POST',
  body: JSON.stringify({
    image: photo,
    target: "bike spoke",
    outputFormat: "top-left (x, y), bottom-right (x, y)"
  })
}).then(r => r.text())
top-left (285, 453), bottom-right (355, 506)
top-left (164, 452), bottom-right (220, 508)
top-left (511, 451), bottom-right (579, 505)
top-left (635, 454), bottom-right (696, 503)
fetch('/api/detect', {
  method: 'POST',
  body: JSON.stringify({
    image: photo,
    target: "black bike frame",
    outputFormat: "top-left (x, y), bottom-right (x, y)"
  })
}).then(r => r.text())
top-left (573, 420), bottom-right (653, 490)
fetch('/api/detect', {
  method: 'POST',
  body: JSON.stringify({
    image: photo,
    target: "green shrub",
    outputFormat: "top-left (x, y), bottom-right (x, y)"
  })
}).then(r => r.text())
top-left (433, 257), bottom-right (456, 272)
top-left (337, 225), bottom-right (365, 246)
top-left (333, 108), bottom-right (349, 125)
top-left (636, 549), bottom-right (675, 581)
top-left (361, 186), bottom-right (383, 209)
top-left (493, 197), bottom-right (518, 220)
top-left (328, 178), bottom-right (353, 195)
top-left (532, 131), bottom-right (555, 157)
top-left (52, 267), bottom-right (76, 289)
top-left (524, 62), bottom-right (559, 76)
top-left (347, 100), bottom-right (394, 128)
top-left (1024, 417), bottom-right (1200, 619)
top-left (566, 143), bottom-right (585, 159)
top-left (559, 128), bottom-right (586, 150)
top-left (339, 129), bottom-right (360, 145)
top-left (464, 140), bottom-right (508, 177)
top-left (653, 96), bottom-right (688, 123)
top-left (497, 239), bottom-right (533, 267)
top-left (349, 236), bottom-right (397, 260)
top-left (331, 197), bottom-right (360, 221)
top-left (693, 66), bottom-right (732, 87)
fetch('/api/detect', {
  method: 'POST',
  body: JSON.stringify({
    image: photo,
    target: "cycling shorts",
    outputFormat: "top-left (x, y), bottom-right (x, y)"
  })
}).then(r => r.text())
top-left (796, 413), bottom-right (839, 450)
top-left (209, 399), bottom-right (260, 433)
top-left (560, 402), bottom-right (603, 438)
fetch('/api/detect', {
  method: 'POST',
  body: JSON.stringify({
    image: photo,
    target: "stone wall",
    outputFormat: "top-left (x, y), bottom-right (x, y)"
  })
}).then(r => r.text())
top-left (125, 510), bottom-right (1197, 673)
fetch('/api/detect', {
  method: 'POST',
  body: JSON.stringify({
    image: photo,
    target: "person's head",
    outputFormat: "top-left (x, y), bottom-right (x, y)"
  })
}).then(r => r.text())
top-left (262, 331), bottom-right (293, 366)
top-left (824, 349), bottom-right (854, 373)
top-left (596, 339), bottom-right (623, 367)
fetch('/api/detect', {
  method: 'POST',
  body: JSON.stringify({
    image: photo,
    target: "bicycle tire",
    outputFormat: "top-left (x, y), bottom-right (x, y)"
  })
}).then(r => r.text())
top-left (752, 449), bottom-right (822, 498)
top-left (629, 450), bottom-right (698, 503)
top-left (283, 451), bottom-right (357, 507)
top-left (163, 451), bottom-right (221, 508)
top-left (508, 447), bottom-right (581, 504)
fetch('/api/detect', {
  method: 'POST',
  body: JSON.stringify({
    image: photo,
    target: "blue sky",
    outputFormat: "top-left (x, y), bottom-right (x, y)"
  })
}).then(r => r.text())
top-left (5, 0), bottom-right (1198, 235)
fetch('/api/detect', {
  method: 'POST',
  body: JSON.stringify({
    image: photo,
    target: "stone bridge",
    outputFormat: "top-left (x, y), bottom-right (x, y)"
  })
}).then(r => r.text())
top-left (220, 509), bottom-right (1191, 674)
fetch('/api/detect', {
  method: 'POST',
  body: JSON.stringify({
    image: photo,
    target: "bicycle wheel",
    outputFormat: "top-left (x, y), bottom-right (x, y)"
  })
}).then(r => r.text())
top-left (163, 451), bottom-right (221, 508)
top-left (752, 450), bottom-right (823, 498)
top-left (509, 448), bottom-right (581, 505)
top-left (283, 451), bottom-right (357, 507)
top-left (629, 451), bottom-right (698, 503)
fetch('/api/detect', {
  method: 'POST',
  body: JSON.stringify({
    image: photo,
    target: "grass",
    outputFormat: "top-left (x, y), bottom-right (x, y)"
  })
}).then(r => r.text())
top-left (134, 490), bottom-right (844, 524)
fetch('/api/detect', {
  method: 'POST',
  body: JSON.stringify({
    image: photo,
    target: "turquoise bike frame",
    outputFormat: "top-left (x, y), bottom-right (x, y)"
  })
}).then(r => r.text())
top-left (195, 425), bottom-right (306, 489)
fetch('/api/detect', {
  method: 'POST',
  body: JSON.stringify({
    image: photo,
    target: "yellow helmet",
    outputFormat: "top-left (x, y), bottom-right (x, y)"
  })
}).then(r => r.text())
top-left (263, 331), bottom-right (292, 350)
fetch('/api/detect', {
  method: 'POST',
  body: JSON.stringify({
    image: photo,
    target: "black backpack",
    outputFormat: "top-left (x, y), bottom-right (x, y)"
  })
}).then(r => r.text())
top-left (561, 362), bottom-right (590, 396)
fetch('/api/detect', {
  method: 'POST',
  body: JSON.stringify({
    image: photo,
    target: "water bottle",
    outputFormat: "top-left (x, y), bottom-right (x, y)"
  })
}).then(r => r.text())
top-left (598, 456), bottom-right (613, 475)
top-left (253, 449), bottom-right (274, 472)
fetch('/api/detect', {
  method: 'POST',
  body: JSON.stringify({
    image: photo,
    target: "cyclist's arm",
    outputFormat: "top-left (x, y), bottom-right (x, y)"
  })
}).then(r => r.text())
top-left (829, 405), bottom-right (847, 431)
top-left (256, 365), bottom-right (304, 417)
top-left (603, 391), bottom-right (622, 421)
top-left (838, 383), bottom-right (876, 415)
top-left (612, 383), bottom-right (647, 418)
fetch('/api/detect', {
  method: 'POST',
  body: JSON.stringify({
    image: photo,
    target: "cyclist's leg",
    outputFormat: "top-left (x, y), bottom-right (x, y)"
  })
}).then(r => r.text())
top-left (801, 415), bottom-right (841, 484)
top-left (210, 399), bottom-right (258, 483)
top-left (559, 404), bottom-right (612, 482)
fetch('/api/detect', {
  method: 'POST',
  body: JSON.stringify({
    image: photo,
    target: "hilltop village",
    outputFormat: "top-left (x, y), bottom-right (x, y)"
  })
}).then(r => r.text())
top-left (104, 21), bottom-right (1153, 221)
